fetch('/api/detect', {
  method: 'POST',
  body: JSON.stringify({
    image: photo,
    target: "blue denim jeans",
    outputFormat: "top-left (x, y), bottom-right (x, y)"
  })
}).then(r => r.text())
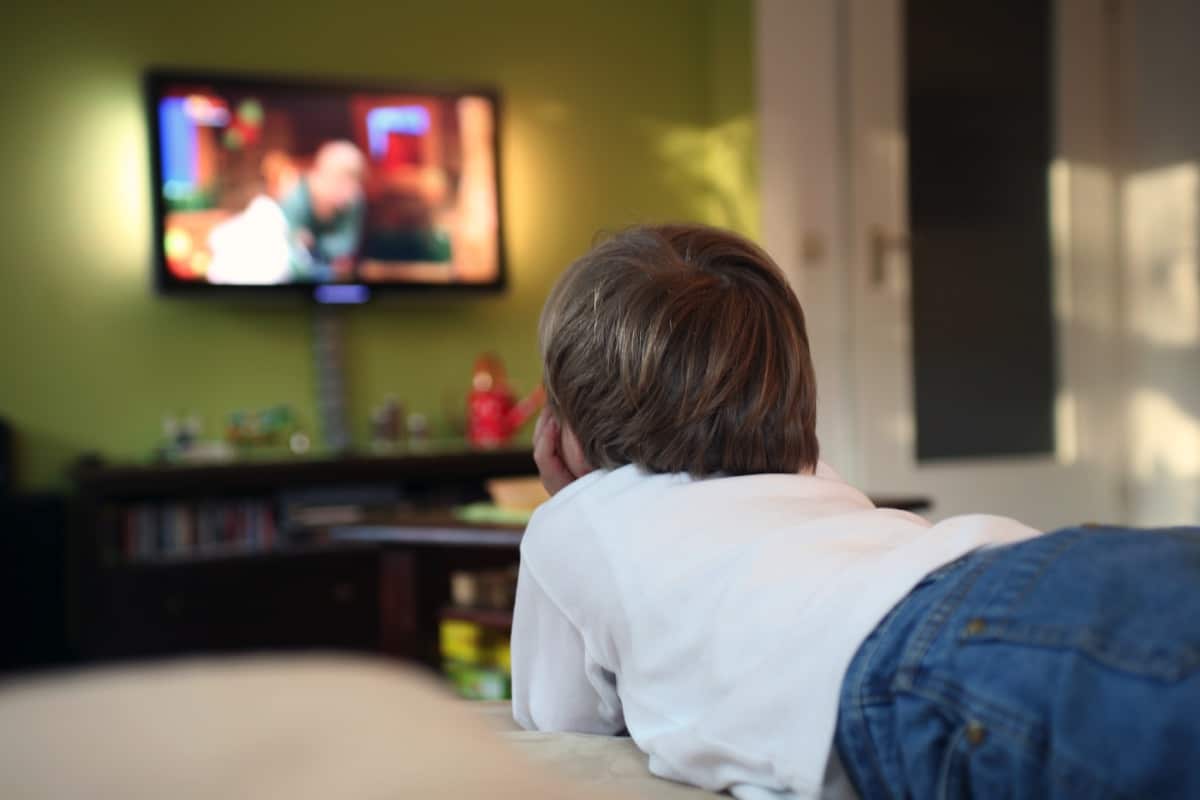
top-left (835, 526), bottom-right (1200, 799)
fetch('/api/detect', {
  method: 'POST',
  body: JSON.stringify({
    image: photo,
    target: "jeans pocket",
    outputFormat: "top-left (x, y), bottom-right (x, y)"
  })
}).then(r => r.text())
top-left (956, 530), bottom-right (1200, 682)
top-left (931, 714), bottom-right (1117, 800)
top-left (934, 722), bottom-right (974, 800)
top-left (934, 720), bottom-right (1027, 800)
top-left (893, 688), bottom-right (1043, 800)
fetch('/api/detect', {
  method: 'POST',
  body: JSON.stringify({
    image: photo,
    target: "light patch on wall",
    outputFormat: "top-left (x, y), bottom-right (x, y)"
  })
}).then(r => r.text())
top-left (1049, 158), bottom-right (1120, 468)
top-left (495, 108), bottom-right (556, 295)
top-left (1123, 163), bottom-right (1199, 347)
top-left (1054, 390), bottom-right (1079, 465)
top-left (1122, 162), bottom-right (1200, 523)
top-left (1064, 162), bottom-right (1119, 331)
top-left (1128, 388), bottom-right (1200, 481)
top-left (884, 411), bottom-right (915, 450)
top-left (642, 116), bottom-right (760, 238)
top-left (64, 75), bottom-right (151, 281)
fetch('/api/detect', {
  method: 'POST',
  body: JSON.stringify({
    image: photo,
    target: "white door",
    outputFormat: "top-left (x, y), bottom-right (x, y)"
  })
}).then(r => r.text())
top-left (759, 0), bottom-right (1126, 530)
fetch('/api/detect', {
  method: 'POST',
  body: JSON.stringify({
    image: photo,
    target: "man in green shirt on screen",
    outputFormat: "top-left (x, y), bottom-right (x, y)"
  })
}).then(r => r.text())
top-left (281, 140), bottom-right (366, 282)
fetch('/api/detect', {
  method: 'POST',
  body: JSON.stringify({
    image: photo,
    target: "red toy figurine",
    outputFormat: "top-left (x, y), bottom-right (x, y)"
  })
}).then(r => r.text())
top-left (466, 353), bottom-right (544, 448)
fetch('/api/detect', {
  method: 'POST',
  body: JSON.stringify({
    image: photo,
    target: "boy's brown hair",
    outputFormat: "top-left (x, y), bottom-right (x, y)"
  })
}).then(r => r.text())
top-left (539, 224), bottom-right (819, 476)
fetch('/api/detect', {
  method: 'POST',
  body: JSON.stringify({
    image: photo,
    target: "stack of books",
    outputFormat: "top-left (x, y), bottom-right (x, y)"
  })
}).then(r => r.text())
top-left (117, 501), bottom-right (277, 561)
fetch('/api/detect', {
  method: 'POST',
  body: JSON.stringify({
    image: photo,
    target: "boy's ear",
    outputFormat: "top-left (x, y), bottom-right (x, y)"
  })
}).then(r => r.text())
top-left (559, 423), bottom-right (593, 478)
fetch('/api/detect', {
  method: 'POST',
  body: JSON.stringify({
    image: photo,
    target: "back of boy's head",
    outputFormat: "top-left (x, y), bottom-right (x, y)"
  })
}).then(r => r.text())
top-left (539, 224), bottom-right (818, 477)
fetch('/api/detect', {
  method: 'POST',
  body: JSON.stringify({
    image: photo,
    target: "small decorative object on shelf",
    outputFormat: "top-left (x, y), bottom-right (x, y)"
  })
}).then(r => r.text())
top-left (159, 414), bottom-right (235, 463)
top-left (466, 352), bottom-right (544, 448)
top-left (226, 405), bottom-right (302, 450)
top-left (369, 396), bottom-right (406, 451)
top-left (406, 412), bottom-right (431, 446)
top-left (288, 431), bottom-right (311, 455)
top-left (163, 413), bottom-right (201, 451)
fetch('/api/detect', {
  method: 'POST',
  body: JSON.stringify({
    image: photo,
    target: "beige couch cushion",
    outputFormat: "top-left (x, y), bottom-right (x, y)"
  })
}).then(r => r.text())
top-left (0, 655), bottom-right (609, 800)
top-left (0, 656), bottom-right (724, 800)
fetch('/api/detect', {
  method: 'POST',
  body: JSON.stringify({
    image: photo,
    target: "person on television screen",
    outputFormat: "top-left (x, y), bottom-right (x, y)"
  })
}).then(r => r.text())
top-left (280, 140), bottom-right (367, 282)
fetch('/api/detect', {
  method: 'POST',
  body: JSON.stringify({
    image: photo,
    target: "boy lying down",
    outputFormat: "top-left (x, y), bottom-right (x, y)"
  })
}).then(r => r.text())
top-left (512, 224), bottom-right (1200, 799)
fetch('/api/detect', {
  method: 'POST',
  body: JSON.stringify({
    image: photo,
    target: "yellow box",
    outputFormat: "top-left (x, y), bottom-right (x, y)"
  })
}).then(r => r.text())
top-left (440, 619), bottom-right (484, 665)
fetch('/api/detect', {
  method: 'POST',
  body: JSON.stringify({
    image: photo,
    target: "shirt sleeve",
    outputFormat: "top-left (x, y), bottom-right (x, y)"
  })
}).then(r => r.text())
top-left (510, 557), bottom-right (624, 735)
top-left (279, 181), bottom-right (309, 230)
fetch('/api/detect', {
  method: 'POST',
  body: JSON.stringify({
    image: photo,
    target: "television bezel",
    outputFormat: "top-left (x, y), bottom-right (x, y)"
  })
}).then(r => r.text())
top-left (145, 68), bottom-right (507, 298)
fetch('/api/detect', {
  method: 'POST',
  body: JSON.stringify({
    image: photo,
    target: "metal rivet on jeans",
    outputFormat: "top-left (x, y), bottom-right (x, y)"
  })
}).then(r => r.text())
top-left (964, 618), bottom-right (986, 636)
top-left (966, 721), bottom-right (987, 746)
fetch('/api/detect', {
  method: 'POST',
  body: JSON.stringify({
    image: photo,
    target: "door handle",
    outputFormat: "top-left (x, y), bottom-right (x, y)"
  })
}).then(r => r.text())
top-left (869, 226), bottom-right (910, 286)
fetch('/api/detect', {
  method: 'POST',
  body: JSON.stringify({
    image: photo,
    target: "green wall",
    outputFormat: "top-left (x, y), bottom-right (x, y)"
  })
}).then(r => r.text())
top-left (0, 0), bottom-right (756, 491)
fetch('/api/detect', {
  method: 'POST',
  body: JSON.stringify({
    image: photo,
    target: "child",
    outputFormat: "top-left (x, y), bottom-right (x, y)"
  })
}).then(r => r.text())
top-left (511, 224), bottom-right (1200, 799)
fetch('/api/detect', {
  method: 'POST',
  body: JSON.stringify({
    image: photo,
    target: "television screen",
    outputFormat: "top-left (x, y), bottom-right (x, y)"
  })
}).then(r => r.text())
top-left (147, 71), bottom-right (503, 293)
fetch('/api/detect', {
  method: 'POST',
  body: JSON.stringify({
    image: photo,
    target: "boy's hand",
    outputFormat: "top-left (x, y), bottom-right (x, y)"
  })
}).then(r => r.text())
top-left (533, 408), bottom-right (587, 495)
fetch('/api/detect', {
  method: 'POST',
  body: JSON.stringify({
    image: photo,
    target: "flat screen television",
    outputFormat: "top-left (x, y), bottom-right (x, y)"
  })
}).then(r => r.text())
top-left (146, 70), bottom-right (504, 299)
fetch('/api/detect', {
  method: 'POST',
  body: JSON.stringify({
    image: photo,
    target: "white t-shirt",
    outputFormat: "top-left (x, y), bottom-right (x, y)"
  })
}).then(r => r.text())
top-left (511, 463), bottom-right (1041, 799)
